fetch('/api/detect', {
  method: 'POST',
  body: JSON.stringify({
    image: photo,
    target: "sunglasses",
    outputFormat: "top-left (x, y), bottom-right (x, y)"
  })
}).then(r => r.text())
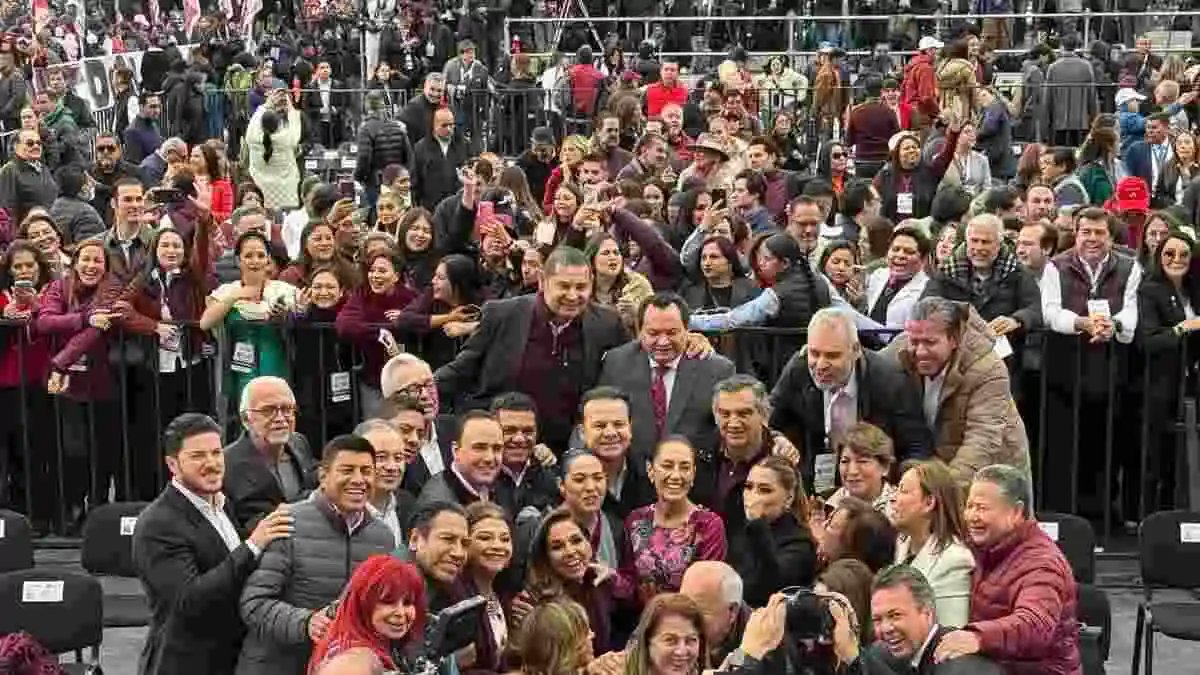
top-left (830, 152), bottom-right (846, 159)
top-left (96, 144), bottom-right (117, 152)
top-left (21, 139), bottom-right (41, 147)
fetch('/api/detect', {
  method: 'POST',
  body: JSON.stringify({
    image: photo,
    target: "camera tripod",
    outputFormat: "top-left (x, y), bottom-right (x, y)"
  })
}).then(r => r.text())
top-left (549, 0), bottom-right (604, 54)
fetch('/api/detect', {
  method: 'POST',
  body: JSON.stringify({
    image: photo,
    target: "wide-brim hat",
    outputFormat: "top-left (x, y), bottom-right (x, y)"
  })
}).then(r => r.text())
top-left (688, 134), bottom-right (730, 161)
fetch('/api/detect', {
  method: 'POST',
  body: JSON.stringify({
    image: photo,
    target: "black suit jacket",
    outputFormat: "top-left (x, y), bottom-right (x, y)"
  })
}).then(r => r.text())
top-left (399, 414), bottom-right (459, 496)
top-left (598, 341), bottom-right (736, 459)
top-left (302, 81), bottom-right (348, 131)
top-left (871, 626), bottom-right (1007, 675)
top-left (769, 348), bottom-right (933, 486)
top-left (222, 433), bottom-right (318, 532)
top-left (132, 485), bottom-right (259, 675)
top-left (434, 295), bottom-right (628, 413)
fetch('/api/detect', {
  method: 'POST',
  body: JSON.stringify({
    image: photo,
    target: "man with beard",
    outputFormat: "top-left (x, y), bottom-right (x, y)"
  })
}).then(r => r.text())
top-left (0, 128), bottom-right (58, 225)
top-left (223, 376), bottom-right (319, 531)
top-left (133, 413), bottom-right (292, 675)
top-left (592, 111), bottom-right (634, 178)
top-left (400, 73), bottom-right (446, 150)
top-left (122, 94), bottom-right (163, 164)
top-left (515, 126), bottom-right (558, 205)
top-left (616, 133), bottom-right (671, 183)
top-left (237, 434), bottom-right (394, 675)
top-left (92, 132), bottom-right (145, 227)
top-left (410, 501), bottom-right (470, 612)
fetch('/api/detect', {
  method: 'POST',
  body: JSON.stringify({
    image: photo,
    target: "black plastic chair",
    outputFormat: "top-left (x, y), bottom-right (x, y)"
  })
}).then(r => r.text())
top-left (0, 568), bottom-right (103, 673)
top-left (1077, 583), bottom-right (1112, 675)
top-left (80, 501), bottom-right (151, 628)
top-left (0, 509), bottom-right (34, 573)
top-left (1132, 510), bottom-right (1200, 675)
top-left (1036, 511), bottom-right (1097, 584)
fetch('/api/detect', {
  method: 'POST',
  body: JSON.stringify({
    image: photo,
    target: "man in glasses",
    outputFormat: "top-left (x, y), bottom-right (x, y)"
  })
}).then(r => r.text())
top-left (0, 128), bottom-right (59, 225)
top-left (91, 132), bottom-right (145, 227)
top-left (223, 376), bottom-right (319, 531)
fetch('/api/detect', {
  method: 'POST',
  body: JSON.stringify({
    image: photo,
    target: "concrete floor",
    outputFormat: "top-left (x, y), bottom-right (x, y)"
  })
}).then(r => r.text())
top-left (29, 550), bottom-right (1200, 675)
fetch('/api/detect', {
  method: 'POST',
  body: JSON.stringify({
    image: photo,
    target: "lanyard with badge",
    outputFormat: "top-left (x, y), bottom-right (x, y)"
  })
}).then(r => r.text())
top-left (896, 175), bottom-right (915, 216)
top-left (158, 276), bottom-right (183, 373)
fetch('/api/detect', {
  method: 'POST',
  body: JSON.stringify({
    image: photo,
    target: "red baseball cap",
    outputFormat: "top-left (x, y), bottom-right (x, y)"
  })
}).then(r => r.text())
top-left (1114, 177), bottom-right (1150, 212)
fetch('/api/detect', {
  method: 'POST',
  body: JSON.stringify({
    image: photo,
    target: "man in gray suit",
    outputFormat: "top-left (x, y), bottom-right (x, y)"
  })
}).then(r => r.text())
top-left (599, 292), bottom-right (735, 460)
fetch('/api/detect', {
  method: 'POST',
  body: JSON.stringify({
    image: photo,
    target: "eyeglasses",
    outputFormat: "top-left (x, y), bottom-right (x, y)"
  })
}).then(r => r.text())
top-left (1163, 250), bottom-right (1191, 261)
top-left (96, 145), bottom-right (117, 152)
top-left (394, 381), bottom-right (435, 399)
top-left (21, 139), bottom-right (41, 148)
top-left (830, 152), bottom-right (846, 159)
top-left (249, 404), bottom-right (297, 419)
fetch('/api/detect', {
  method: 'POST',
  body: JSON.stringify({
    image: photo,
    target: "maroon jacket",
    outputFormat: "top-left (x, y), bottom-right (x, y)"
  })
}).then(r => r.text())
top-left (335, 285), bottom-right (419, 388)
top-left (967, 521), bottom-right (1082, 675)
top-left (36, 276), bottom-right (123, 401)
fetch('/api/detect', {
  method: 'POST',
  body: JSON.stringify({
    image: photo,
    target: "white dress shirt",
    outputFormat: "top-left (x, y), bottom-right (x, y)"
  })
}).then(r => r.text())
top-left (822, 368), bottom-right (858, 440)
top-left (1044, 253), bottom-right (1141, 343)
top-left (171, 479), bottom-right (256, 555)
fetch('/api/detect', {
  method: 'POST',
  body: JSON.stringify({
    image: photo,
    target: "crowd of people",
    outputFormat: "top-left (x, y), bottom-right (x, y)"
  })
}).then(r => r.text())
top-left (0, 1), bottom-right (1195, 674)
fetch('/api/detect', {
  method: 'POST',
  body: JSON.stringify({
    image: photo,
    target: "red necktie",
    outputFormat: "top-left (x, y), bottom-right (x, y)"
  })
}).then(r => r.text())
top-left (651, 365), bottom-right (669, 438)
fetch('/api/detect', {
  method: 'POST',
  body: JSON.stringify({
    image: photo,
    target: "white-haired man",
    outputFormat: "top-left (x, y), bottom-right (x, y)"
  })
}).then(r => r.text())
top-left (770, 308), bottom-right (932, 491)
top-left (380, 353), bottom-right (457, 482)
top-left (223, 376), bottom-right (318, 531)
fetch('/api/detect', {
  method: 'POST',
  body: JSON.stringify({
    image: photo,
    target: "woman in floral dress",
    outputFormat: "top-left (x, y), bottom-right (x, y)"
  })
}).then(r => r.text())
top-left (614, 437), bottom-right (727, 608)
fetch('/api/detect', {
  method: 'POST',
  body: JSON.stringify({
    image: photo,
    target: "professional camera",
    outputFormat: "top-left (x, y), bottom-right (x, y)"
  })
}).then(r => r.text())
top-left (385, 595), bottom-right (487, 675)
top-left (783, 588), bottom-right (834, 642)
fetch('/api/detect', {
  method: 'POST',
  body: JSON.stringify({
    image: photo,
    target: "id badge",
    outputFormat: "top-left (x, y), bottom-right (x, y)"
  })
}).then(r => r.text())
top-left (231, 341), bottom-right (257, 374)
top-left (330, 371), bottom-right (351, 403)
top-left (1087, 299), bottom-right (1112, 318)
top-left (814, 452), bottom-right (837, 495)
top-left (896, 192), bottom-right (914, 216)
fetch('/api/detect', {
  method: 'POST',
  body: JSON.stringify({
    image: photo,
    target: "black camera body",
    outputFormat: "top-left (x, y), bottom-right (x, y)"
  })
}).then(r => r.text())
top-left (384, 595), bottom-right (487, 675)
top-left (784, 588), bottom-right (835, 642)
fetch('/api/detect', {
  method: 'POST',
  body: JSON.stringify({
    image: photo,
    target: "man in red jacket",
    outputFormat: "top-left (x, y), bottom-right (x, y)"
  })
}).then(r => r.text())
top-left (935, 464), bottom-right (1081, 675)
top-left (645, 60), bottom-right (688, 118)
top-left (901, 36), bottom-right (942, 129)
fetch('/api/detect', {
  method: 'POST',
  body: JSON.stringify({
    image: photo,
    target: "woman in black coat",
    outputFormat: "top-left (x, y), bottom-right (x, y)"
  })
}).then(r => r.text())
top-left (873, 118), bottom-right (961, 222)
top-left (1137, 228), bottom-right (1200, 514)
top-left (727, 456), bottom-right (818, 607)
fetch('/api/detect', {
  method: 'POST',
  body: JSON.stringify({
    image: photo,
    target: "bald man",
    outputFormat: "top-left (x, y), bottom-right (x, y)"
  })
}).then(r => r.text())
top-left (680, 562), bottom-right (750, 665)
top-left (223, 376), bottom-right (319, 530)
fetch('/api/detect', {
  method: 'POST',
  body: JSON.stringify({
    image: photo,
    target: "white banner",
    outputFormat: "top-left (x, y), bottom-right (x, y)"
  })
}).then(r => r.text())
top-left (34, 45), bottom-right (194, 112)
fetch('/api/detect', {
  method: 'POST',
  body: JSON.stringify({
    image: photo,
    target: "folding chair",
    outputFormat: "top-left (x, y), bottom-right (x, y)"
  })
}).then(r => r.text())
top-left (0, 509), bottom-right (34, 573)
top-left (1132, 510), bottom-right (1200, 675)
top-left (1036, 511), bottom-right (1097, 584)
top-left (80, 501), bottom-right (151, 628)
top-left (0, 568), bottom-right (103, 674)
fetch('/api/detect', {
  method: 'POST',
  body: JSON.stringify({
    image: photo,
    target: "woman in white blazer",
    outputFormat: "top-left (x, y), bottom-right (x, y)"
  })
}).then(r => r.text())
top-left (890, 460), bottom-right (975, 628)
top-left (864, 225), bottom-right (931, 328)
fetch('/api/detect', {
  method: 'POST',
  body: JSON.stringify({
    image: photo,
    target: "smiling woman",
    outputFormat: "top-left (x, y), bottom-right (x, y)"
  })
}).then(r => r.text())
top-left (308, 555), bottom-right (427, 674)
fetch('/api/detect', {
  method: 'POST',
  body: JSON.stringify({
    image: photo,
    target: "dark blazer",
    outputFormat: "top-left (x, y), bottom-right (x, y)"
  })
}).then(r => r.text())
top-left (399, 414), bottom-right (459, 496)
top-left (411, 134), bottom-right (470, 209)
top-left (598, 341), bottom-right (735, 460)
top-left (434, 295), bottom-right (627, 413)
top-left (1123, 140), bottom-right (1158, 191)
top-left (726, 512), bottom-right (817, 608)
top-left (222, 432), bottom-right (319, 532)
top-left (1138, 276), bottom-right (1200, 407)
top-left (769, 348), bottom-right (933, 483)
top-left (132, 484), bottom-right (258, 675)
top-left (870, 625), bottom-right (1008, 675)
top-left (301, 80), bottom-right (349, 135)
top-left (602, 454), bottom-right (657, 523)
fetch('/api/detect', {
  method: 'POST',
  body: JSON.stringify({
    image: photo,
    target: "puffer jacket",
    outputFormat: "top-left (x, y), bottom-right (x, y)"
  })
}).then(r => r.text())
top-left (49, 195), bottom-right (105, 244)
top-left (354, 113), bottom-right (413, 185)
top-left (236, 493), bottom-right (395, 675)
top-left (967, 521), bottom-right (1081, 675)
top-left (890, 306), bottom-right (1031, 488)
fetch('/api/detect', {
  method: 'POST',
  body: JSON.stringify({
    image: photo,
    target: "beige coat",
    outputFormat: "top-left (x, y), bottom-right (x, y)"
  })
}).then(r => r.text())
top-left (890, 307), bottom-right (1032, 489)
top-left (936, 58), bottom-right (978, 124)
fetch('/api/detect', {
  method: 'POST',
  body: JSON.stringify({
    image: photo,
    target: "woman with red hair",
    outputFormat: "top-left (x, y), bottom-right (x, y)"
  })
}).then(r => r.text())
top-left (308, 555), bottom-right (427, 673)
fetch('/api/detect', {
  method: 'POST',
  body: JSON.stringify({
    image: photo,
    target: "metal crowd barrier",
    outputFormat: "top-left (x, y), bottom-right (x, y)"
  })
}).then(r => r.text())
top-left (0, 320), bottom-right (1195, 545)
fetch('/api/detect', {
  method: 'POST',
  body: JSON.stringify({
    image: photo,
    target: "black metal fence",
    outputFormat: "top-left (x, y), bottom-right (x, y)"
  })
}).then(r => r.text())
top-left (1, 319), bottom-right (1197, 543)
